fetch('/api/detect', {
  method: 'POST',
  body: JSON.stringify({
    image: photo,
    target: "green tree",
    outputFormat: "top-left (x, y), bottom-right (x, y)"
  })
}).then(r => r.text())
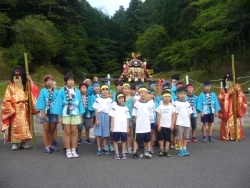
top-left (3, 43), bottom-right (33, 68)
top-left (13, 15), bottom-right (63, 68)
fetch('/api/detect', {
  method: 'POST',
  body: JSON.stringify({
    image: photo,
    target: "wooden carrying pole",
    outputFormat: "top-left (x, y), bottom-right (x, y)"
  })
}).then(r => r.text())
top-left (231, 54), bottom-right (238, 141)
top-left (24, 53), bottom-right (37, 148)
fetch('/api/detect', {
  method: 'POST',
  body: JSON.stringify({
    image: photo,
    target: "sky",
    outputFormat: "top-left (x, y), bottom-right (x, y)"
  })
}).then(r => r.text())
top-left (87, 0), bottom-right (130, 16)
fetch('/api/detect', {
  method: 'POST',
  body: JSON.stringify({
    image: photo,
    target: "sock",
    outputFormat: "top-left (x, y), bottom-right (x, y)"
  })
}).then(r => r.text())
top-left (66, 149), bottom-right (71, 153)
top-left (160, 148), bottom-right (163, 151)
top-left (72, 148), bottom-right (76, 151)
top-left (208, 136), bottom-right (211, 139)
top-left (98, 148), bottom-right (101, 151)
top-left (183, 147), bottom-right (186, 150)
top-left (45, 146), bottom-right (50, 150)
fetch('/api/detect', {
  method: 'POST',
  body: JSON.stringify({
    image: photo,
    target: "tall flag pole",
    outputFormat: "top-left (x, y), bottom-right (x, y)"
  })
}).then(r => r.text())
top-left (24, 53), bottom-right (37, 148)
top-left (231, 54), bottom-right (238, 141)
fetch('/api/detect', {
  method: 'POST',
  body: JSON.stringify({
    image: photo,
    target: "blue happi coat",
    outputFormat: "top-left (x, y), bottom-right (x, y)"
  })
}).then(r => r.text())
top-left (54, 87), bottom-right (85, 117)
top-left (36, 88), bottom-right (58, 114)
top-left (197, 92), bottom-right (221, 114)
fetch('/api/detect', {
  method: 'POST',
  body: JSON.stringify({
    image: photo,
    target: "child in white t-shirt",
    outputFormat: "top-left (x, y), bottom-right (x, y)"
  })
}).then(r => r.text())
top-left (132, 86), bottom-right (154, 159)
top-left (109, 92), bottom-right (131, 160)
top-left (92, 85), bottom-right (112, 156)
top-left (156, 91), bottom-right (175, 157)
top-left (174, 86), bottom-right (193, 157)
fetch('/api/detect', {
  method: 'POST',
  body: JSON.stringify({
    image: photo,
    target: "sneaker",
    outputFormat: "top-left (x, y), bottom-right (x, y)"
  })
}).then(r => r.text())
top-left (11, 144), bottom-right (19, 150)
top-left (150, 147), bottom-right (154, 154)
top-left (144, 152), bottom-right (152, 158)
top-left (115, 153), bottom-right (121, 160)
top-left (20, 142), bottom-right (30, 149)
top-left (178, 149), bottom-right (185, 157)
top-left (144, 147), bottom-right (148, 153)
top-left (183, 148), bottom-right (190, 156)
top-left (78, 138), bottom-right (83, 145)
top-left (66, 151), bottom-right (73, 159)
top-left (174, 144), bottom-right (179, 151)
top-left (208, 137), bottom-right (215, 142)
top-left (133, 153), bottom-right (143, 159)
top-left (97, 149), bottom-right (102, 156)
top-left (52, 140), bottom-right (59, 146)
top-left (202, 137), bottom-right (207, 143)
top-left (85, 139), bottom-right (92, 145)
top-left (104, 149), bottom-right (111, 155)
top-left (45, 147), bottom-right (51, 154)
top-left (109, 144), bottom-right (115, 152)
top-left (192, 137), bottom-right (198, 143)
top-left (127, 147), bottom-right (133, 154)
top-left (158, 151), bottom-right (164, 157)
top-left (121, 153), bottom-right (127, 160)
top-left (71, 149), bottom-right (79, 158)
top-left (166, 152), bottom-right (171, 157)
top-left (50, 145), bottom-right (58, 152)
top-left (187, 139), bottom-right (190, 143)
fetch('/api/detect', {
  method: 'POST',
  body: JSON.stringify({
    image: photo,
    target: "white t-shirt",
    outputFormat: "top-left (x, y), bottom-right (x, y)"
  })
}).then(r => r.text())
top-left (109, 105), bottom-right (130, 132)
top-left (156, 104), bottom-right (175, 128)
top-left (149, 99), bottom-right (156, 123)
top-left (174, 101), bottom-right (193, 127)
top-left (132, 100), bottom-right (154, 133)
top-left (92, 97), bottom-right (112, 113)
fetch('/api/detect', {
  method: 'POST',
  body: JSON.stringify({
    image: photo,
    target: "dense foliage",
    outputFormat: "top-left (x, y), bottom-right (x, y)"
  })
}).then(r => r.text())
top-left (0, 0), bottom-right (250, 76)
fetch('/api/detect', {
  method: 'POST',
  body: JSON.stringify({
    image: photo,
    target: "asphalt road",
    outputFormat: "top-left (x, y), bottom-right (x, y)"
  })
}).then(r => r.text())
top-left (0, 129), bottom-right (250, 188)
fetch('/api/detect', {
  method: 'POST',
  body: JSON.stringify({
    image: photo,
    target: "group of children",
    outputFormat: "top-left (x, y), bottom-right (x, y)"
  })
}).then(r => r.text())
top-left (35, 73), bottom-right (221, 159)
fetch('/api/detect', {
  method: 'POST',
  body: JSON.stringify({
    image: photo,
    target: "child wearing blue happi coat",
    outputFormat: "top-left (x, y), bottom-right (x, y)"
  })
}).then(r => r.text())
top-left (197, 81), bottom-right (221, 143)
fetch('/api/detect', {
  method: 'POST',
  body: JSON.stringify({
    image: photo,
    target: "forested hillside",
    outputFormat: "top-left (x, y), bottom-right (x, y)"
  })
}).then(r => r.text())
top-left (0, 0), bottom-right (250, 77)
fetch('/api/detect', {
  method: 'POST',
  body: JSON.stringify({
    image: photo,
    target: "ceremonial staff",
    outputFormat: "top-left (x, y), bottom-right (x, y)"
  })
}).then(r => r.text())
top-left (231, 54), bottom-right (238, 141)
top-left (24, 53), bottom-right (37, 149)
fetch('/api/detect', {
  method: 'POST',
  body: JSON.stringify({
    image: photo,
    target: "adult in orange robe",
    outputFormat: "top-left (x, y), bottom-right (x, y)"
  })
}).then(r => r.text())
top-left (218, 72), bottom-right (247, 141)
top-left (1, 68), bottom-right (39, 150)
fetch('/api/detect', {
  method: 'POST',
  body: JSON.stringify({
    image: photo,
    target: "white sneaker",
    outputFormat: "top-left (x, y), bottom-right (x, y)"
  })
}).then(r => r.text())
top-left (71, 149), bottom-right (79, 158)
top-left (21, 142), bottom-right (30, 149)
top-left (144, 152), bottom-right (152, 158)
top-left (66, 151), bottom-right (73, 159)
top-left (11, 144), bottom-right (19, 150)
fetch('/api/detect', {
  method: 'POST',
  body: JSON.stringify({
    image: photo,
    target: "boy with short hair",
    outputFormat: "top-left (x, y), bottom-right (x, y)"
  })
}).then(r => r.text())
top-left (197, 81), bottom-right (221, 142)
top-left (77, 83), bottom-right (92, 145)
top-left (122, 83), bottom-right (135, 154)
top-left (186, 84), bottom-right (199, 142)
top-left (132, 86), bottom-right (154, 159)
top-left (109, 92), bottom-right (131, 159)
top-left (157, 91), bottom-right (175, 157)
top-left (174, 86), bottom-right (193, 157)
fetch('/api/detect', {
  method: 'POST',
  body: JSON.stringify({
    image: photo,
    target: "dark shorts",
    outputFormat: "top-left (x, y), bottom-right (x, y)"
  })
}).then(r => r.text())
top-left (201, 113), bottom-right (214, 123)
top-left (158, 127), bottom-right (171, 142)
top-left (40, 114), bottom-right (58, 124)
top-left (78, 118), bottom-right (91, 131)
top-left (172, 128), bottom-right (178, 136)
top-left (191, 117), bottom-right (197, 130)
top-left (113, 132), bottom-right (127, 142)
top-left (135, 132), bottom-right (151, 144)
top-left (151, 123), bottom-right (156, 130)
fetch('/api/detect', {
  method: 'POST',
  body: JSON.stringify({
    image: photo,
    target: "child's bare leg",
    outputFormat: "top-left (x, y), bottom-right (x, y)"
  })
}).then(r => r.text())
top-left (96, 136), bottom-right (101, 149)
top-left (122, 141), bottom-right (126, 153)
top-left (202, 123), bottom-right (207, 137)
top-left (85, 129), bottom-right (89, 139)
top-left (146, 141), bottom-right (151, 151)
top-left (159, 140), bottom-right (163, 150)
top-left (78, 130), bottom-right (82, 139)
top-left (114, 141), bottom-right (119, 153)
top-left (103, 137), bottom-right (107, 149)
top-left (133, 141), bottom-right (138, 153)
top-left (127, 128), bottom-right (133, 148)
top-left (208, 123), bottom-right (213, 136)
